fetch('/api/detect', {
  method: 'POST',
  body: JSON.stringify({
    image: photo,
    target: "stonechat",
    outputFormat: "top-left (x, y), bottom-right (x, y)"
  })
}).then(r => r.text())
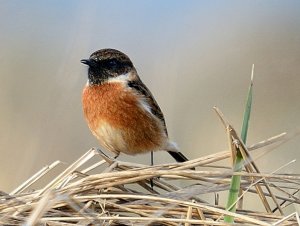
top-left (81, 48), bottom-right (189, 162)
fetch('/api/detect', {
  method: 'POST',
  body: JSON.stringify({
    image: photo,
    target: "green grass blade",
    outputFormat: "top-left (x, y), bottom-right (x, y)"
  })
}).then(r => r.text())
top-left (241, 64), bottom-right (254, 144)
top-left (224, 65), bottom-right (254, 223)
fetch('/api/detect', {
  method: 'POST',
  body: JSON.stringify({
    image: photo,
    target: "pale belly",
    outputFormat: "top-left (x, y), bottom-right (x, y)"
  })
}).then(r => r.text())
top-left (92, 119), bottom-right (166, 155)
top-left (93, 121), bottom-right (128, 155)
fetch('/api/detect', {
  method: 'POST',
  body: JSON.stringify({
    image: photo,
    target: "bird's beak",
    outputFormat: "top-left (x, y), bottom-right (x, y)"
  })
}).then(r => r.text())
top-left (81, 59), bottom-right (92, 66)
top-left (81, 59), bottom-right (98, 67)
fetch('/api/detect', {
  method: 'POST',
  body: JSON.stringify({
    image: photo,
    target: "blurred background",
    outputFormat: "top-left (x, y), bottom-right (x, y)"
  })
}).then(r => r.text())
top-left (0, 0), bottom-right (299, 212)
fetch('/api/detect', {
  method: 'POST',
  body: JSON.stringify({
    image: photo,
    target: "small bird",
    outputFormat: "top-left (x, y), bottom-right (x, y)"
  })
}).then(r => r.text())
top-left (81, 48), bottom-right (189, 162)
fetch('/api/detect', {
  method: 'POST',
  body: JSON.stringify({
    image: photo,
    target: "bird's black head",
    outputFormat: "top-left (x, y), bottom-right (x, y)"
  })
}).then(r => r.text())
top-left (81, 49), bottom-right (134, 85)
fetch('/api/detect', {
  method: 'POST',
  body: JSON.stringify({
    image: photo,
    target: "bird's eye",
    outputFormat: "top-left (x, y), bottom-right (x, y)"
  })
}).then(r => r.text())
top-left (107, 59), bottom-right (118, 68)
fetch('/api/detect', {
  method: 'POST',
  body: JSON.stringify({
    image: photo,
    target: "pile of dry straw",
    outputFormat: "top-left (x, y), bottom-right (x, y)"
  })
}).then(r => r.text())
top-left (1, 109), bottom-right (299, 225)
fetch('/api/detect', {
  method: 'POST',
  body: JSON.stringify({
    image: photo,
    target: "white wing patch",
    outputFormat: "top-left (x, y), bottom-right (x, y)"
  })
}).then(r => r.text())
top-left (138, 98), bottom-right (153, 115)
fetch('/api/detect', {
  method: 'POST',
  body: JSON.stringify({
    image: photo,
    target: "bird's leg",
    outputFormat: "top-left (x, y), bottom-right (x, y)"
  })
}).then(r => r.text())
top-left (151, 151), bottom-right (154, 166)
top-left (114, 152), bottom-right (120, 159)
top-left (150, 151), bottom-right (154, 188)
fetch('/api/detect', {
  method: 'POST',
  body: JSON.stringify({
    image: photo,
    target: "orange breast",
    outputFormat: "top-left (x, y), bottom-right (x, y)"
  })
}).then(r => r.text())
top-left (82, 82), bottom-right (166, 155)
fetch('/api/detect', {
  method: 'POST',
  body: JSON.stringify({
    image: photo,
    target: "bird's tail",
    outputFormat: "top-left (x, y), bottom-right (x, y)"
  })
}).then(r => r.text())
top-left (165, 141), bottom-right (189, 163)
top-left (167, 151), bottom-right (189, 162)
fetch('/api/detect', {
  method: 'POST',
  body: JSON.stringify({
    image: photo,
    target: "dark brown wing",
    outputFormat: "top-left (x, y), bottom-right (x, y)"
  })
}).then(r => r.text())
top-left (128, 79), bottom-right (168, 135)
top-left (128, 78), bottom-right (189, 163)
